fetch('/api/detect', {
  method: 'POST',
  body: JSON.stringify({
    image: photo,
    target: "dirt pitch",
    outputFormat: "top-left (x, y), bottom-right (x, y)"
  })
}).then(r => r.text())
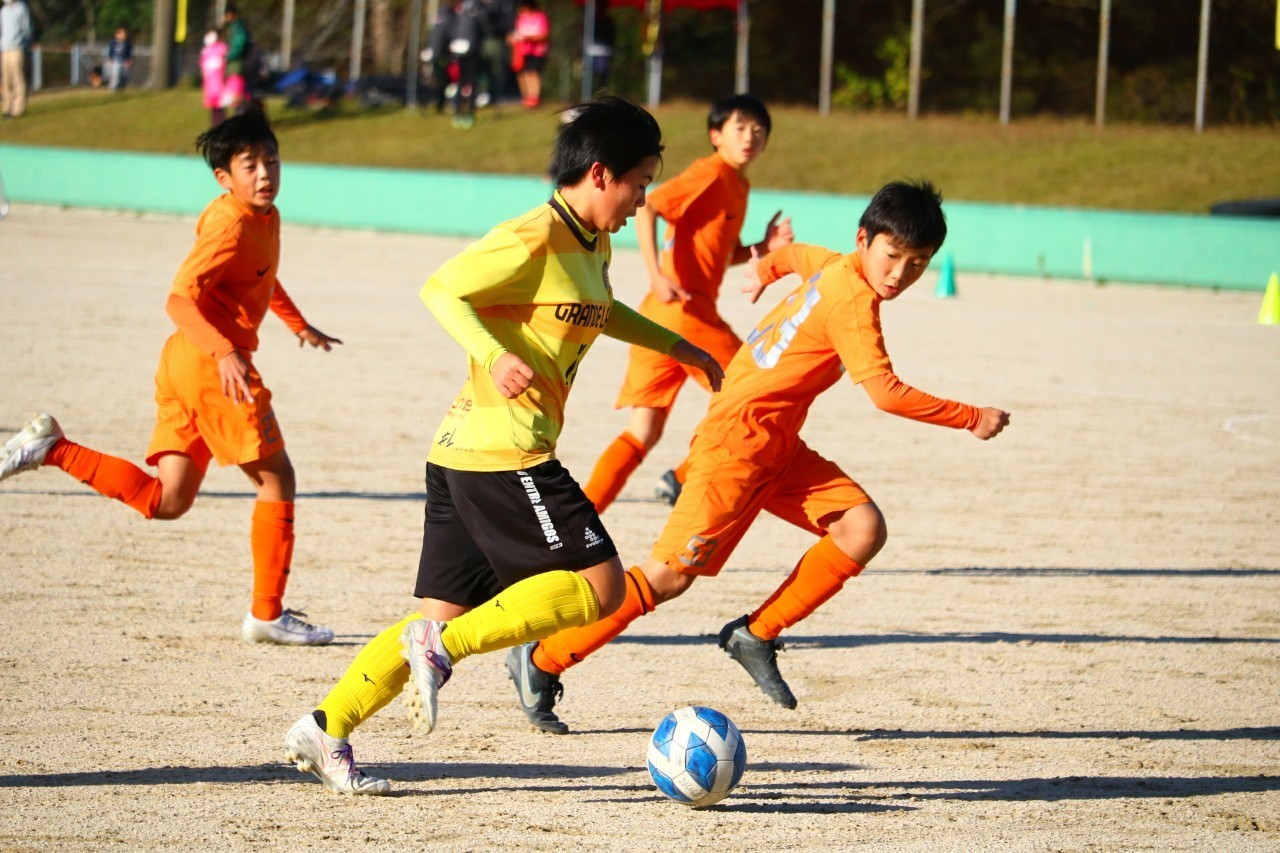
top-left (0, 204), bottom-right (1277, 851)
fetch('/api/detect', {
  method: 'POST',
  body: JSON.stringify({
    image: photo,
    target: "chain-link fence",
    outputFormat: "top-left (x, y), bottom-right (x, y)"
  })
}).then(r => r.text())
top-left (28, 44), bottom-right (204, 92)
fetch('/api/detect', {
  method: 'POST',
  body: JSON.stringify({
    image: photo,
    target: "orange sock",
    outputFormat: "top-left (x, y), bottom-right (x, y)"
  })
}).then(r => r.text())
top-left (582, 432), bottom-right (646, 513)
top-left (532, 566), bottom-right (656, 675)
top-left (44, 439), bottom-right (162, 519)
top-left (250, 500), bottom-right (295, 621)
top-left (672, 457), bottom-right (690, 485)
top-left (749, 536), bottom-right (864, 640)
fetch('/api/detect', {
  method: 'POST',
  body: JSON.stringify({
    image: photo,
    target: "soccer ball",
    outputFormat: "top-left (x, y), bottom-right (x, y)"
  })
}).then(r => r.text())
top-left (646, 705), bottom-right (747, 808)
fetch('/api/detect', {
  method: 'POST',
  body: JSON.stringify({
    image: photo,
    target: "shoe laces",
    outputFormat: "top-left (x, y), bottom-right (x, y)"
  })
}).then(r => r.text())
top-left (280, 608), bottom-right (317, 629)
top-left (330, 742), bottom-right (368, 780)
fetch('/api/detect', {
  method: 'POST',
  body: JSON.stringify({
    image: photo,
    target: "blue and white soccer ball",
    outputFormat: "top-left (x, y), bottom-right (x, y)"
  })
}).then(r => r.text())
top-left (646, 705), bottom-right (747, 808)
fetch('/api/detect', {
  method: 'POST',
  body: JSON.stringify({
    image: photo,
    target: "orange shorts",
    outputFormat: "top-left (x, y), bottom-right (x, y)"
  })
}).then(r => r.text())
top-left (616, 304), bottom-right (741, 410)
top-left (652, 435), bottom-right (871, 577)
top-left (145, 332), bottom-right (284, 468)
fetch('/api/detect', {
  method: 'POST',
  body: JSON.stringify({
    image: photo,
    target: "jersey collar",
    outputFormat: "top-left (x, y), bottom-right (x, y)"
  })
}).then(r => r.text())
top-left (549, 190), bottom-right (598, 252)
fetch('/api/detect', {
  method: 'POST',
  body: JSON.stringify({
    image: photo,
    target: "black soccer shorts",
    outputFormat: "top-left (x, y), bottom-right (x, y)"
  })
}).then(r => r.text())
top-left (413, 459), bottom-right (619, 607)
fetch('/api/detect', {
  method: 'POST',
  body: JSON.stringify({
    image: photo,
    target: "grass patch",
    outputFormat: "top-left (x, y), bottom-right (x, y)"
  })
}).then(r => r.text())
top-left (3, 88), bottom-right (1276, 213)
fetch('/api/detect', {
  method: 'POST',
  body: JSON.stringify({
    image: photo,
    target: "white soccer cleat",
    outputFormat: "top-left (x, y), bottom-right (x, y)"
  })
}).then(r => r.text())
top-left (283, 714), bottom-right (391, 796)
top-left (0, 413), bottom-right (63, 482)
top-left (242, 609), bottom-right (335, 646)
top-left (401, 618), bottom-right (452, 735)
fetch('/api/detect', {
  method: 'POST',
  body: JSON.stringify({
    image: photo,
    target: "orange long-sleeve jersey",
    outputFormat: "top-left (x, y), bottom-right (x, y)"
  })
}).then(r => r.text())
top-left (165, 193), bottom-right (307, 361)
top-left (694, 243), bottom-right (982, 466)
top-left (649, 154), bottom-right (749, 308)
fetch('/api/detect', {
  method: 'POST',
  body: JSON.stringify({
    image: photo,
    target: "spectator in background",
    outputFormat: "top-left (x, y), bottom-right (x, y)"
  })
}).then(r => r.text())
top-left (430, 0), bottom-right (489, 129)
top-left (105, 26), bottom-right (134, 92)
top-left (477, 0), bottom-right (514, 108)
top-left (509, 0), bottom-right (549, 109)
top-left (223, 3), bottom-right (252, 113)
top-left (586, 2), bottom-right (615, 92)
top-left (201, 29), bottom-right (228, 126)
top-left (0, 0), bottom-right (32, 118)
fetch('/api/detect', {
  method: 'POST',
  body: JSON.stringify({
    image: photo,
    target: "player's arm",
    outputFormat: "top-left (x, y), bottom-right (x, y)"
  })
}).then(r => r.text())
top-left (420, 229), bottom-right (535, 398)
top-left (165, 292), bottom-right (256, 404)
top-left (604, 301), bottom-right (723, 391)
top-left (731, 210), bottom-right (795, 267)
top-left (860, 373), bottom-right (1010, 440)
top-left (269, 281), bottom-right (342, 351)
top-left (741, 242), bottom-right (819, 304)
top-left (635, 203), bottom-right (689, 303)
top-left (167, 220), bottom-right (263, 403)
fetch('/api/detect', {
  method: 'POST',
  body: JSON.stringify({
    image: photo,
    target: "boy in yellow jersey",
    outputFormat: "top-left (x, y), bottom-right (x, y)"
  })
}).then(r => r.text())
top-left (507, 181), bottom-right (1010, 732)
top-left (0, 109), bottom-right (342, 646)
top-left (582, 94), bottom-right (794, 513)
top-left (283, 96), bottom-right (724, 795)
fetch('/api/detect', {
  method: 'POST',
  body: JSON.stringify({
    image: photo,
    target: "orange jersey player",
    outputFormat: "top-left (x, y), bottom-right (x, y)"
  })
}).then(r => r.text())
top-left (582, 93), bottom-right (794, 513)
top-left (0, 109), bottom-right (343, 646)
top-left (505, 180), bottom-right (1010, 731)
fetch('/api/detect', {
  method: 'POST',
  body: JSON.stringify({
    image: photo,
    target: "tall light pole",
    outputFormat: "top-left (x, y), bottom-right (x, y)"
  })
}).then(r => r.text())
top-left (150, 0), bottom-right (174, 89)
top-left (908, 0), bottom-right (923, 119)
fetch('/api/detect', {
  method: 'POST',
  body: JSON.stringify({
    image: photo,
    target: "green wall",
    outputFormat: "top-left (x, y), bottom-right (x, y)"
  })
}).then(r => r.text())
top-left (3, 144), bottom-right (1276, 291)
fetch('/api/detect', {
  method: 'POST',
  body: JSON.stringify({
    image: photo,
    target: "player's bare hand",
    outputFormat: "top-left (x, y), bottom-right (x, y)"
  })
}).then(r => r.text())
top-left (671, 339), bottom-right (724, 392)
top-left (761, 210), bottom-right (794, 253)
top-left (491, 352), bottom-right (535, 399)
top-left (218, 350), bottom-right (254, 404)
top-left (971, 407), bottom-right (1010, 440)
top-left (652, 273), bottom-right (691, 304)
top-left (298, 325), bottom-right (343, 351)
top-left (741, 245), bottom-right (769, 304)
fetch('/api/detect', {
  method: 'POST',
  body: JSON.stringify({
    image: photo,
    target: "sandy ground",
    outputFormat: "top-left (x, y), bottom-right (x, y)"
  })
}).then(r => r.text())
top-left (0, 204), bottom-right (1277, 852)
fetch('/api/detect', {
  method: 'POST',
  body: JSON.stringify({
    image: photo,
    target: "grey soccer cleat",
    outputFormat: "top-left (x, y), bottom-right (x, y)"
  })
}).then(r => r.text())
top-left (718, 615), bottom-right (798, 709)
top-left (0, 413), bottom-right (63, 482)
top-left (505, 642), bottom-right (569, 734)
top-left (654, 468), bottom-right (682, 506)
top-left (283, 713), bottom-right (391, 796)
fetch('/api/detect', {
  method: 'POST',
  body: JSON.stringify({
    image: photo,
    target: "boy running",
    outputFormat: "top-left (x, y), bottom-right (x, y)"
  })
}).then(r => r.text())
top-left (0, 110), bottom-right (341, 646)
top-left (282, 96), bottom-right (724, 795)
top-left (507, 180), bottom-right (1010, 732)
top-left (582, 94), bottom-right (794, 512)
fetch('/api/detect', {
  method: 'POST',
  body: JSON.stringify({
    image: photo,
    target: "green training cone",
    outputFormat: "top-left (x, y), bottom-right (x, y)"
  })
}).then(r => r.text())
top-left (1259, 273), bottom-right (1280, 325)
top-left (935, 252), bottom-right (957, 298)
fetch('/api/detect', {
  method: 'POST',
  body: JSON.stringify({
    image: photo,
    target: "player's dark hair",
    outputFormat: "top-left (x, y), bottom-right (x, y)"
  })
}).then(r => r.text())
top-left (707, 93), bottom-right (771, 138)
top-left (195, 105), bottom-right (278, 173)
top-left (550, 95), bottom-right (663, 187)
top-left (859, 180), bottom-right (947, 251)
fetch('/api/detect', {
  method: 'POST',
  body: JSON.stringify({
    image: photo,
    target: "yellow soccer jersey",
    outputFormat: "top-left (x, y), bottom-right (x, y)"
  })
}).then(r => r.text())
top-left (422, 193), bottom-right (679, 472)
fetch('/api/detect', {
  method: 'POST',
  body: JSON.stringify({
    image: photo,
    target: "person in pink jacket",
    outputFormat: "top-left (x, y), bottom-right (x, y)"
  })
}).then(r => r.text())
top-left (200, 29), bottom-right (229, 126)
top-left (509, 0), bottom-right (549, 108)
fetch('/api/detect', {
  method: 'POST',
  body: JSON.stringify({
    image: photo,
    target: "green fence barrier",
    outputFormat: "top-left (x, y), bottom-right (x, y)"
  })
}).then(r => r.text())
top-left (3, 144), bottom-right (1276, 291)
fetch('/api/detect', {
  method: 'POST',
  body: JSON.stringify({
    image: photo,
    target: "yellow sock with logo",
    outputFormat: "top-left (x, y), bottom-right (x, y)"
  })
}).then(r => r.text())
top-left (315, 612), bottom-right (419, 738)
top-left (440, 570), bottom-right (599, 664)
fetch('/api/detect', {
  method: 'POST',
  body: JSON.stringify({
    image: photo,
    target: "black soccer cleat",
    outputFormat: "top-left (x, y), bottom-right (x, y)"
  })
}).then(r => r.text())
top-left (718, 615), bottom-right (798, 709)
top-left (506, 642), bottom-right (570, 734)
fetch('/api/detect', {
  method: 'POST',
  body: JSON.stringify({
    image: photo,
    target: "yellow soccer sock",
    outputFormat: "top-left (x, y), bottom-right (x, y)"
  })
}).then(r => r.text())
top-left (315, 612), bottom-right (419, 738)
top-left (441, 570), bottom-right (599, 664)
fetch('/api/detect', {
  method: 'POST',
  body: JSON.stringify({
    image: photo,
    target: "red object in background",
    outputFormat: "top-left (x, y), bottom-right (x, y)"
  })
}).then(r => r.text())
top-left (574, 0), bottom-right (739, 10)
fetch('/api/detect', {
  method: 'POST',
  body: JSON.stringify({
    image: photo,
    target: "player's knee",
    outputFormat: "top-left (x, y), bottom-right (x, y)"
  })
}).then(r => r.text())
top-left (153, 492), bottom-right (196, 520)
top-left (827, 502), bottom-right (887, 563)
top-left (593, 577), bottom-right (627, 617)
top-left (645, 563), bottom-right (695, 605)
